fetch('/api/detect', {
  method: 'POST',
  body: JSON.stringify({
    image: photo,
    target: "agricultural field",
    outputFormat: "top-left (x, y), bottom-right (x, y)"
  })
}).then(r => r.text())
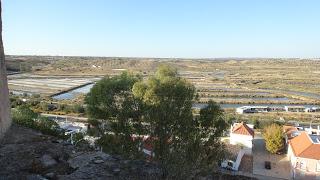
top-left (5, 56), bottom-right (320, 106)
top-left (7, 73), bottom-right (99, 96)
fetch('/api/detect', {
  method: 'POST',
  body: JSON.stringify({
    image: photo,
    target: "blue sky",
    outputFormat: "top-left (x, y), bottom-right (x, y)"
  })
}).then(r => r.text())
top-left (2, 0), bottom-right (320, 58)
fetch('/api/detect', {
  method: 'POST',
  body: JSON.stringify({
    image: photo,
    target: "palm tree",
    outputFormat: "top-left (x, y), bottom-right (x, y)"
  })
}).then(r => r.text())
top-left (0, 0), bottom-right (11, 137)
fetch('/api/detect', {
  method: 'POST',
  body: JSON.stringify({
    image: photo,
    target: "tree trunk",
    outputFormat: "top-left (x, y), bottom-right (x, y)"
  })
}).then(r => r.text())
top-left (0, 1), bottom-right (11, 138)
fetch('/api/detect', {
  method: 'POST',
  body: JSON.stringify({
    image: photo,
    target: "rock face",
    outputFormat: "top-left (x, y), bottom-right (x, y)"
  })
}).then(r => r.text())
top-left (0, 125), bottom-right (163, 179)
top-left (59, 151), bottom-right (163, 180)
top-left (0, 1), bottom-right (11, 138)
top-left (40, 154), bottom-right (58, 168)
top-left (0, 125), bottom-right (256, 180)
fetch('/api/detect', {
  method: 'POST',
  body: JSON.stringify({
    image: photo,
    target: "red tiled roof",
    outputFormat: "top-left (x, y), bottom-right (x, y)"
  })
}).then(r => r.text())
top-left (232, 122), bottom-right (254, 137)
top-left (289, 132), bottom-right (320, 160)
top-left (283, 125), bottom-right (298, 139)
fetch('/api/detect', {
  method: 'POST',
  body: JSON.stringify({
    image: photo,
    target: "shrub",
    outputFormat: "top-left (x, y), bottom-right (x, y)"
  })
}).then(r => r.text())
top-left (10, 96), bottom-right (24, 108)
top-left (12, 105), bottom-right (64, 137)
top-left (12, 105), bottom-right (38, 128)
top-left (35, 116), bottom-right (64, 137)
top-left (253, 119), bottom-right (260, 129)
top-left (72, 104), bottom-right (85, 113)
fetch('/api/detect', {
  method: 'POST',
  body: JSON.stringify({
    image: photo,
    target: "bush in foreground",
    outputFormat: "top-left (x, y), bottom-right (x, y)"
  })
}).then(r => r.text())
top-left (12, 105), bottom-right (64, 137)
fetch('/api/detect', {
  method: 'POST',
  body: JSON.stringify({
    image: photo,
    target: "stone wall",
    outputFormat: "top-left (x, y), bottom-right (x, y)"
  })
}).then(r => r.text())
top-left (0, 1), bottom-right (11, 138)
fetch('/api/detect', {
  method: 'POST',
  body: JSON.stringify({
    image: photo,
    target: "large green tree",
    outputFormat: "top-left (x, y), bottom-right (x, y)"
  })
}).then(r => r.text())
top-left (133, 65), bottom-right (227, 178)
top-left (263, 123), bottom-right (284, 154)
top-left (85, 72), bottom-right (144, 157)
top-left (86, 65), bottom-right (228, 178)
top-left (197, 101), bottom-right (228, 164)
top-left (133, 65), bottom-right (195, 160)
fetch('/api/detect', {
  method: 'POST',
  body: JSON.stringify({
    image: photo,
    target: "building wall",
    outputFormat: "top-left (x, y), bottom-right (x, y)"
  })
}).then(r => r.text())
top-left (236, 108), bottom-right (244, 114)
top-left (287, 144), bottom-right (297, 167)
top-left (294, 157), bottom-right (319, 173)
top-left (0, 2), bottom-right (11, 138)
top-left (288, 144), bottom-right (320, 173)
top-left (230, 133), bottom-right (253, 149)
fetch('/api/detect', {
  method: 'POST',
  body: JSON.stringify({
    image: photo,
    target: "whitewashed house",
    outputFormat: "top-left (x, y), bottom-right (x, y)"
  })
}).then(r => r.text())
top-left (221, 122), bottom-right (254, 171)
top-left (230, 122), bottom-right (255, 150)
top-left (287, 132), bottom-right (320, 176)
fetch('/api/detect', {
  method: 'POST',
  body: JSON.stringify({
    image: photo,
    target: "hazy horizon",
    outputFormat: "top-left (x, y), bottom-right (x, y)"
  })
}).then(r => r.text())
top-left (5, 54), bottom-right (320, 60)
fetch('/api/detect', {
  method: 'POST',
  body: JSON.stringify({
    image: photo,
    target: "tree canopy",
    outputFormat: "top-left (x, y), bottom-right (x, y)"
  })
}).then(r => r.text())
top-left (85, 72), bottom-right (144, 157)
top-left (263, 123), bottom-right (284, 154)
top-left (133, 65), bottom-right (196, 160)
top-left (85, 65), bottom-right (228, 178)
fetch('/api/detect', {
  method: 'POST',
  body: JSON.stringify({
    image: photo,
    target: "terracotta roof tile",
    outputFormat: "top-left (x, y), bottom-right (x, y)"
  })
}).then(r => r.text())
top-left (283, 125), bottom-right (298, 139)
top-left (289, 132), bottom-right (320, 160)
top-left (232, 122), bottom-right (254, 137)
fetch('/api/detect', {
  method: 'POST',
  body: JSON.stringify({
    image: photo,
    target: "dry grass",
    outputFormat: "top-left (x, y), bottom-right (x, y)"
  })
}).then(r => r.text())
top-left (7, 56), bottom-right (320, 105)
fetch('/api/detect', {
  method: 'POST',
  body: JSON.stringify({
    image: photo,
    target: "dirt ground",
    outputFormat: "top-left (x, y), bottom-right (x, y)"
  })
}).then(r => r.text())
top-left (238, 155), bottom-right (253, 173)
top-left (252, 134), bottom-right (291, 180)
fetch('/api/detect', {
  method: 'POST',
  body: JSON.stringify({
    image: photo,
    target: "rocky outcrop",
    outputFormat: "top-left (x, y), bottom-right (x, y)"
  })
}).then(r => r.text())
top-left (0, 125), bottom-right (163, 180)
top-left (59, 151), bottom-right (162, 180)
top-left (0, 125), bottom-right (256, 180)
top-left (0, 1), bottom-right (11, 138)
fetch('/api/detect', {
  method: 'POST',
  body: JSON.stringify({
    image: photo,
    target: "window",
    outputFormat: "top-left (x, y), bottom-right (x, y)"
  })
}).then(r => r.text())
top-left (300, 160), bottom-right (307, 170)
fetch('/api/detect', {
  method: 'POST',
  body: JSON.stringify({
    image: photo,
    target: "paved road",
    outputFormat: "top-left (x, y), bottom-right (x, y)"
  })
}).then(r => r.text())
top-left (252, 133), bottom-right (291, 180)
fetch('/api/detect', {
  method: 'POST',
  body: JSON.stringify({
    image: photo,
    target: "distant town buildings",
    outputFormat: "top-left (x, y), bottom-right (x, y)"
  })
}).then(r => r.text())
top-left (284, 106), bottom-right (306, 113)
top-left (236, 105), bottom-right (320, 114)
top-left (236, 106), bottom-right (269, 114)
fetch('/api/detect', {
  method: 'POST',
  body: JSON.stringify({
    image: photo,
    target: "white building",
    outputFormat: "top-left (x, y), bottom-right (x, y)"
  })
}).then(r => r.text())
top-left (287, 132), bottom-right (320, 176)
top-left (221, 122), bottom-right (254, 171)
top-left (284, 106), bottom-right (306, 112)
top-left (305, 126), bottom-right (320, 136)
top-left (236, 106), bottom-right (269, 114)
top-left (230, 122), bottom-right (255, 151)
top-left (305, 107), bottom-right (320, 112)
